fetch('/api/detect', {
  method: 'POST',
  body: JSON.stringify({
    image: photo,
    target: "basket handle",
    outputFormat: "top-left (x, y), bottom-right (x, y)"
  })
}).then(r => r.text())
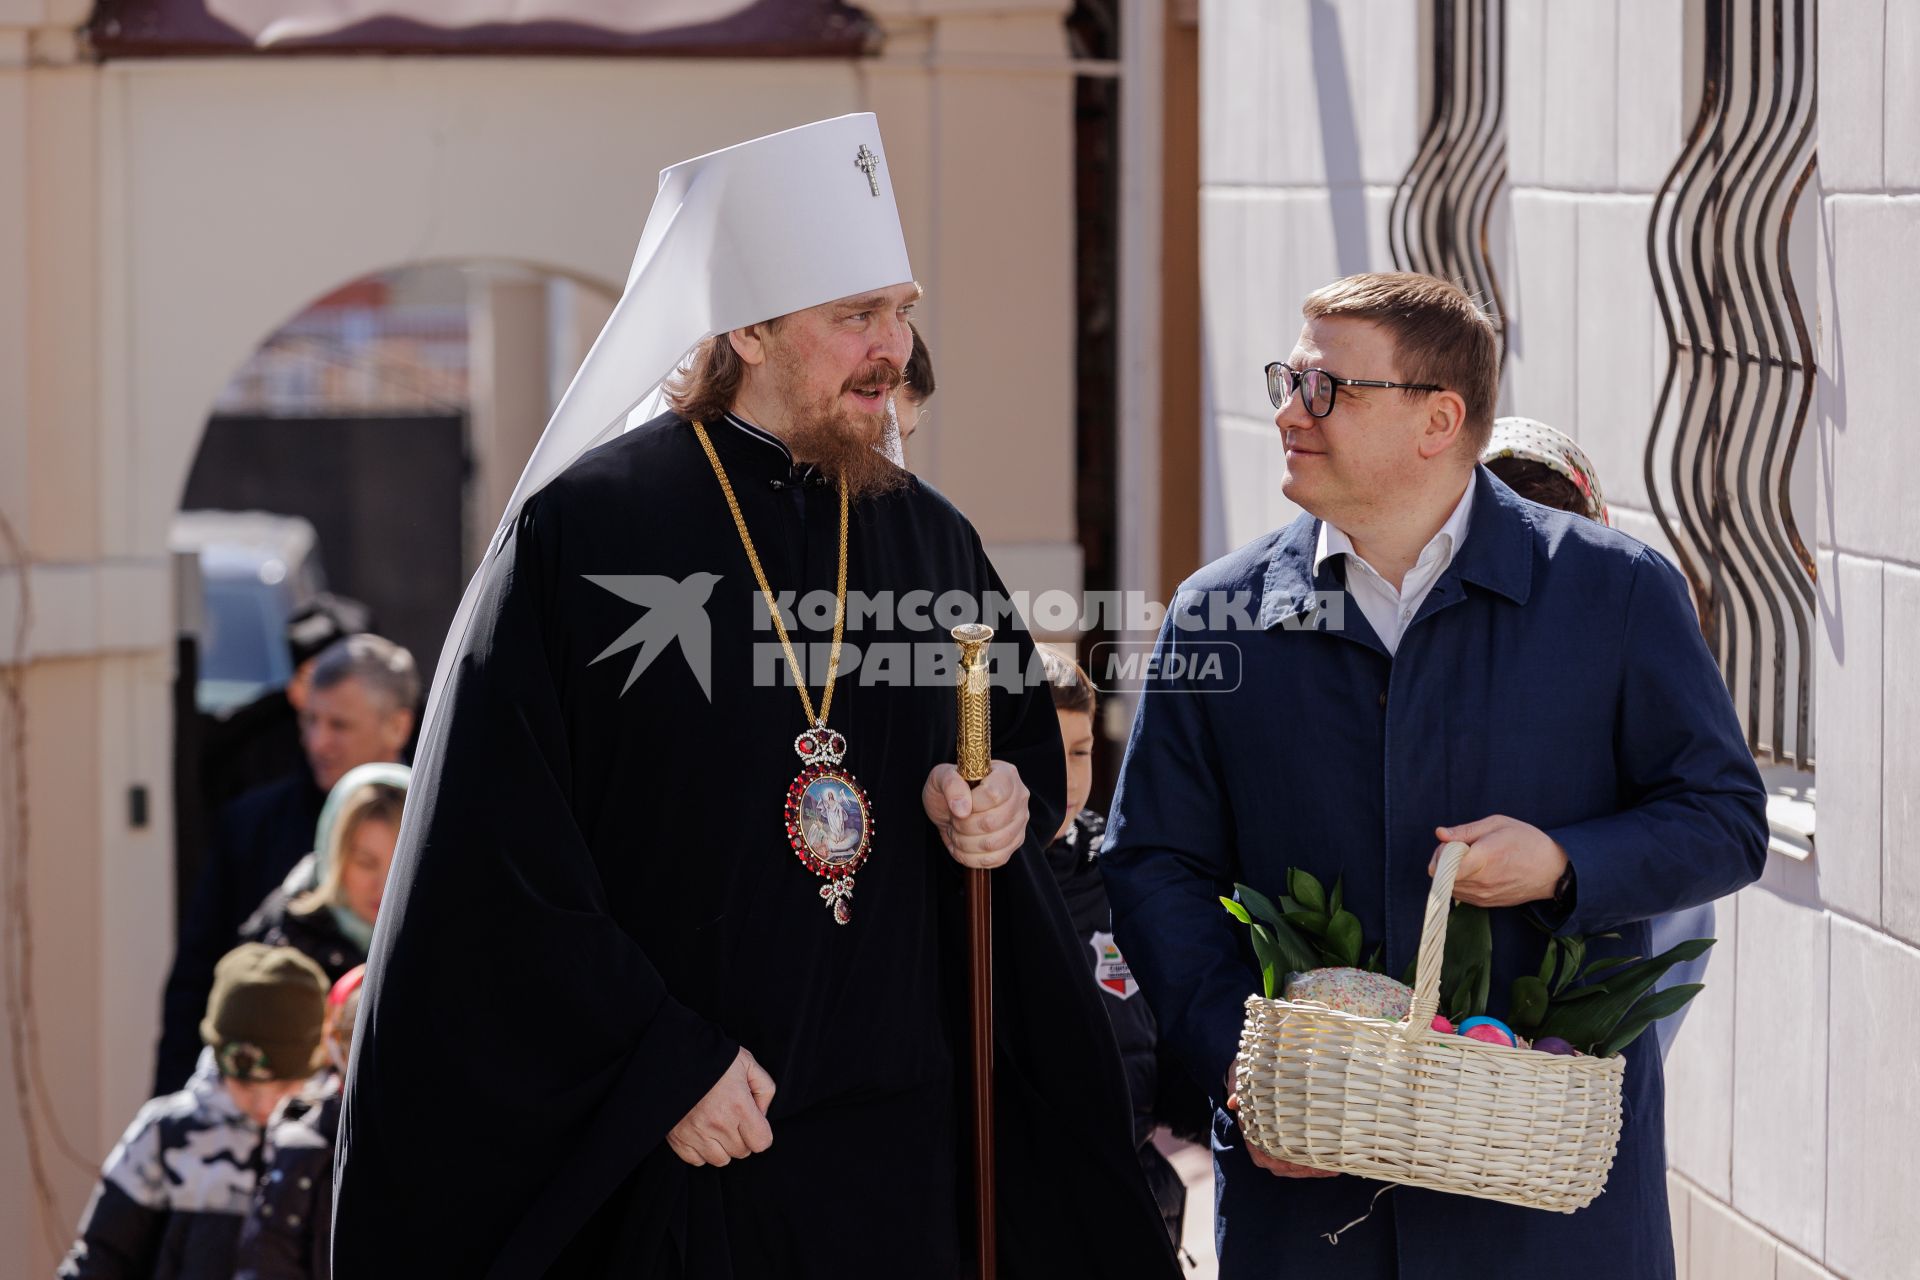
top-left (1402, 840), bottom-right (1469, 1042)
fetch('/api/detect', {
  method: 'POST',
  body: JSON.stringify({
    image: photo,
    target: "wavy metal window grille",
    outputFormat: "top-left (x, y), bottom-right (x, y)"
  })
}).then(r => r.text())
top-left (1646, 0), bottom-right (1817, 769)
top-left (1389, 0), bottom-right (1507, 361)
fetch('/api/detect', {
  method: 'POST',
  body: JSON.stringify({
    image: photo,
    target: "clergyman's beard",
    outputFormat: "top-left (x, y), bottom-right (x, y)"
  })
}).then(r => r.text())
top-left (784, 372), bottom-right (912, 502)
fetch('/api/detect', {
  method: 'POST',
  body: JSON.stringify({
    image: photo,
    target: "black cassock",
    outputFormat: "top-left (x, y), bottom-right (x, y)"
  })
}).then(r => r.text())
top-left (334, 414), bottom-right (1178, 1279)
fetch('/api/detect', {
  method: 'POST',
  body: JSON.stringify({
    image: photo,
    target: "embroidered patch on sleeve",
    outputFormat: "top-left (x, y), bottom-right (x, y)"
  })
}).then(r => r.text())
top-left (1090, 930), bottom-right (1139, 1000)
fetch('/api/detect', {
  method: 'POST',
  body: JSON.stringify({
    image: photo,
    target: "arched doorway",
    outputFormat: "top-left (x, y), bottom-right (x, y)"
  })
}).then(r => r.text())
top-left (160, 260), bottom-right (614, 1085)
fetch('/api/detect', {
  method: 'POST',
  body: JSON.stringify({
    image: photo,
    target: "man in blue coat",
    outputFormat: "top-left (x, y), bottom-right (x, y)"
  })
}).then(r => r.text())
top-left (1102, 272), bottom-right (1767, 1278)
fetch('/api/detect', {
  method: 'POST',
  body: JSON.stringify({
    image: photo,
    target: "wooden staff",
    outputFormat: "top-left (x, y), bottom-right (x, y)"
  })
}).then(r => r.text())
top-left (951, 622), bottom-right (996, 1280)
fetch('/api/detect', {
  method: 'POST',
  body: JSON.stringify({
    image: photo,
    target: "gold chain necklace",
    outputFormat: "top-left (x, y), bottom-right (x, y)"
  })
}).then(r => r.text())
top-left (693, 420), bottom-right (874, 924)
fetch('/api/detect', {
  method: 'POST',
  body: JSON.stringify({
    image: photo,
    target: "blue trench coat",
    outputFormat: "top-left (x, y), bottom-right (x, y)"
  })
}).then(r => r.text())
top-left (1102, 469), bottom-right (1767, 1279)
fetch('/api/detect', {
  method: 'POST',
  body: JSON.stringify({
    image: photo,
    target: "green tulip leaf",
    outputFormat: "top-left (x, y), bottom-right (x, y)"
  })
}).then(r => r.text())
top-left (1442, 904), bottom-right (1494, 1019)
top-left (1283, 910), bottom-right (1331, 936)
top-left (1249, 924), bottom-right (1283, 999)
top-left (1537, 956), bottom-right (1680, 1052)
top-left (1288, 868), bottom-right (1328, 915)
top-left (1599, 984), bottom-right (1706, 1058)
top-left (1327, 909), bottom-right (1364, 968)
top-left (1553, 936), bottom-right (1587, 995)
top-left (1237, 884), bottom-right (1290, 932)
top-left (1265, 914), bottom-right (1322, 975)
top-left (1577, 955), bottom-right (1643, 984)
top-left (1647, 936), bottom-right (1716, 966)
top-left (1447, 964), bottom-right (1487, 1023)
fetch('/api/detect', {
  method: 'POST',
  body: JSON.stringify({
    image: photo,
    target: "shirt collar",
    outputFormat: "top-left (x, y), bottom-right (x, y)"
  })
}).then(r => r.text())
top-left (721, 411), bottom-right (793, 464)
top-left (1312, 470), bottom-right (1478, 580)
top-left (1260, 465), bottom-right (1532, 630)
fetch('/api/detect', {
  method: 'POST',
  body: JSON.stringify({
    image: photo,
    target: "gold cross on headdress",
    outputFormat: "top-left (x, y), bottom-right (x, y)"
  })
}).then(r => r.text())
top-left (854, 145), bottom-right (881, 197)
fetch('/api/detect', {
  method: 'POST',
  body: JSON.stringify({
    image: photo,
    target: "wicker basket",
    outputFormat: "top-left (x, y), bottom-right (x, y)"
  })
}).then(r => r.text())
top-left (1233, 841), bottom-right (1626, 1212)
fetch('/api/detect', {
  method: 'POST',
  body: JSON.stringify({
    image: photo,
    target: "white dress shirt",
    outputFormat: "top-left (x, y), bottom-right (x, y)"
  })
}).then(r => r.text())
top-left (1313, 472), bottom-right (1477, 655)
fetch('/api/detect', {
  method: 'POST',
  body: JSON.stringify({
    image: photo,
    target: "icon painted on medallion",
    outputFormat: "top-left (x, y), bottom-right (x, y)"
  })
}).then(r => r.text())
top-left (1090, 931), bottom-right (1138, 1000)
top-left (783, 726), bottom-right (874, 924)
top-left (798, 775), bottom-right (868, 867)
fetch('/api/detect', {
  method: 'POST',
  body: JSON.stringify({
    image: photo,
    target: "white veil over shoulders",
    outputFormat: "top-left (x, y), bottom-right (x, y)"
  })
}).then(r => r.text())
top-left (421, 113), bottom-right (914, 734)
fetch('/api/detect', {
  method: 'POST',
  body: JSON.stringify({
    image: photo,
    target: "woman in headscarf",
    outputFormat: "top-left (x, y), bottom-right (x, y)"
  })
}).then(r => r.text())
top-left (1481, 415), bottom-right (1611, 525)
top-left (240, 763), bottom-right (410, 982)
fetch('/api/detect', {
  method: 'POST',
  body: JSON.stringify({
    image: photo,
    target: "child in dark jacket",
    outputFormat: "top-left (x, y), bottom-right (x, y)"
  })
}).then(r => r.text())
top-left (1036, 646), bottom-right (1189, 1245)
top-left (234, 964), bottom-right (364, 1280)
top-left (60, 945), bottom-right (327, 1280)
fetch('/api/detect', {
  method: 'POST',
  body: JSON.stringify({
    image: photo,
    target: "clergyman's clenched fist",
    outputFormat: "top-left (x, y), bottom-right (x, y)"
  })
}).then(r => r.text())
top-left (666, 1047), bottom-right (776, 1167)
top-left (922, 760), bottom-right (1030, 870)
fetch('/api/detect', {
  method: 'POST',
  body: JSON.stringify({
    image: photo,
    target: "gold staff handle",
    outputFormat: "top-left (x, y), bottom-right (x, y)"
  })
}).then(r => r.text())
top-left (954, 623), bottom-right (995, 784)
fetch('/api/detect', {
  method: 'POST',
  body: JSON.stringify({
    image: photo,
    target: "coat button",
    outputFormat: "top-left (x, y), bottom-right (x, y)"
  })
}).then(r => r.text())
top-left (1378, 690), bottom-right (1387, 708)
top-left (298, 1177), bottom-right (312, 1190)
top-left (288, 1215), bottom-right (302, 1227)
top-left (261, 1205), bottom-right (273, 1217)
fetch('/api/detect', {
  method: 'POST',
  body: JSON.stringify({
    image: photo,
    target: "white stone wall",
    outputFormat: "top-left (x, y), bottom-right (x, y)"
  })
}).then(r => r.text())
top-left (1198, 0), bottom-right (1422, 558)
top-left (1199, 2), bottom-right (1920, 1277)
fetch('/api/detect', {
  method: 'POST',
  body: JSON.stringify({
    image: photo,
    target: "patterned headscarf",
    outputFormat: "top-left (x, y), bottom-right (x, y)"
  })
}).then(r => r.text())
top-left (1482, 417), bottom-right (1610, 525)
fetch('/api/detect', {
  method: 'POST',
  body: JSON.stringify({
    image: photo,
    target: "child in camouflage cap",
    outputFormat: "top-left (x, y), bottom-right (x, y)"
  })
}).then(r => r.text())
top-left (60, 944), bottom-right (327, 1280)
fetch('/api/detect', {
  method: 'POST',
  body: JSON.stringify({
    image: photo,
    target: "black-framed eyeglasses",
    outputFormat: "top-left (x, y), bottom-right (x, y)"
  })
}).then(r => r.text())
top-left (1265, 362), bottom-right (1445, 418)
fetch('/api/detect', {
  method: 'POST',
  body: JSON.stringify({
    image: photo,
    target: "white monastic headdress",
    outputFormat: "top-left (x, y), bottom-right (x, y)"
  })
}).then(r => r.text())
top-left (504, 112), bottom-right (913, 533)
top-left (424, 113), bottom-right (914, 729)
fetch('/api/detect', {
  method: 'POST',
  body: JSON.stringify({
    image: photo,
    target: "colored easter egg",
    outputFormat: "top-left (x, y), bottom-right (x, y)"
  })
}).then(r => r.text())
top-left (1532, 1036), bottom-right (1577, 1056)
top-left (1430, 1015), bottom-right (1455, 1034)
top-left (1456, 1016), bottom-right (1518, 1047)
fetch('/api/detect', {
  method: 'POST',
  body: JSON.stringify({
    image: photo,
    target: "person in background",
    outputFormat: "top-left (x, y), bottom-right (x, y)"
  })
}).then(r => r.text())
top-left (1481, 416), bottom-right (1609, 524)
top-left (240, 763), bottom-right (411, 982)
top-left (234, 965), bottom-right (366, 1280)
top-left (62, 944), bottom-right (327, 1280)
top-left (888, 321), bottom-right (936, 466)
top-left (1483, 415), bottom-right (1712, 1059)
top-left (201, 595), bottom-right (374, 811)
top-left (1035, 646), bottom-right (1188, 1247)
top-left (156, 634), bottom-right (417, 1093)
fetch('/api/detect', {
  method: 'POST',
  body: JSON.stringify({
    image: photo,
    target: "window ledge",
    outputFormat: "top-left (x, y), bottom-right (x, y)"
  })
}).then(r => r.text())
top-left (1759, 764), bottom-right (1815, 862)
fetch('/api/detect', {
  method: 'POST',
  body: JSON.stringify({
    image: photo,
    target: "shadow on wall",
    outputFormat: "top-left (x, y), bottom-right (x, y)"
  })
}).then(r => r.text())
top-left (1199, 319), bottom-right (1227, 560)
top-left (1310, 0), bottom-right (1372, 277)
top-left (1814, 187), bottom-right (1844, 638)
